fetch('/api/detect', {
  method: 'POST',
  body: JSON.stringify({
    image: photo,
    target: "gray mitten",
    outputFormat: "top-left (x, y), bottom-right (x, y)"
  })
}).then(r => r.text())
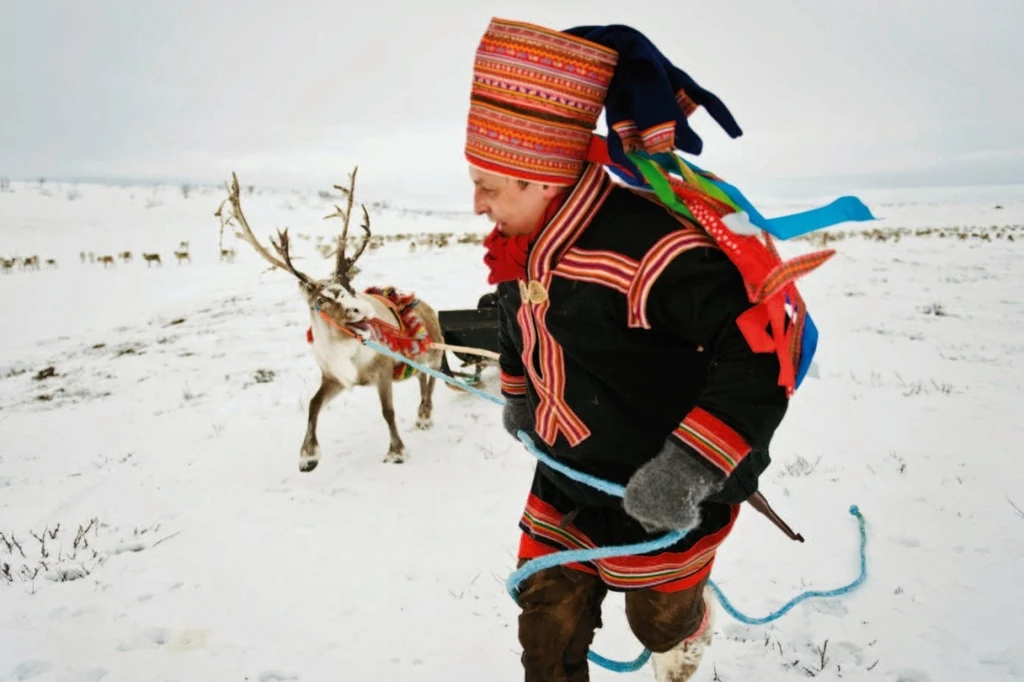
top-left (502, 395), bottom-right (535, 440)
top-left (623, 439), bottom-right (727, 533)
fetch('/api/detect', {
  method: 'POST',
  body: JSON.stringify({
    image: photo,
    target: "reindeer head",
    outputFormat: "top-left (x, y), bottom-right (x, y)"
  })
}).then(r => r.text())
top-left (219, 169), bottom-right (376, 331)
top-left (304, 280), bottom-right (376, 333)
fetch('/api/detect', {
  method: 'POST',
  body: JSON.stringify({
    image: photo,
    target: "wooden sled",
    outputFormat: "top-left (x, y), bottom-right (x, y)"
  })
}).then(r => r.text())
top-left (438, 291), bottom-right (500, 387)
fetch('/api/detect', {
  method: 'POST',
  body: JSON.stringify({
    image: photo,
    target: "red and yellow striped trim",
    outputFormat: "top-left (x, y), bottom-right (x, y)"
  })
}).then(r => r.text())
top-left (500, 370), bottom-right (527, 397)
top-left (672, 407), bottom-right (751, 475)
top-left (750, 248), bottom-right (836, 303)
top-left (611, 120), bottom-right (642, 153)
top-left (517, 163), bottom-right (613, 447)
top-left (626, 229), bottom-right (717, 329)
top-left (552, 247), bottom-right (638, 294)
top-left (640, 121), bottom-right (676, 155)
top-left (676, 88), bottom-right (698, 117)
top-left (518, 493), bottom-right (739, 592)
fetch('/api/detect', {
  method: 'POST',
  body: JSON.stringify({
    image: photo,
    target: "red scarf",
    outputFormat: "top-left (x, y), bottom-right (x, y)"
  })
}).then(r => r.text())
top-left (482, 193), bottom-right (566, 284)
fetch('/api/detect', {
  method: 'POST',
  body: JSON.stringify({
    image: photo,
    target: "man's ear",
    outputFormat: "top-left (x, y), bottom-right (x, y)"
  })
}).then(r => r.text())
top-left (540, 184), bottom-right (563, 200)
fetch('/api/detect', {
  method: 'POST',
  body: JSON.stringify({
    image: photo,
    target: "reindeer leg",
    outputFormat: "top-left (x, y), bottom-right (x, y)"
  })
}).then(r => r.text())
top-left (378, 374), bottom-right (405, 463)
top-left (299, 374), bottom-right (342, 472)
top-left (415, 366), bottom-right (436, 430)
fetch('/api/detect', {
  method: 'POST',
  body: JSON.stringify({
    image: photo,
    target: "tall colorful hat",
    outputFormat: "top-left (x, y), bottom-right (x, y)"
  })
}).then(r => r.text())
top-left (464, 18), bottom-right (619, 186)
top-left (465, 18), bottom-right (747, 186)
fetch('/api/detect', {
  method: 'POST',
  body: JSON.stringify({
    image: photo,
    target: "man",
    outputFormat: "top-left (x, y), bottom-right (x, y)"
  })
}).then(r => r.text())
top-left (465, 18), bottom-right (796, 682)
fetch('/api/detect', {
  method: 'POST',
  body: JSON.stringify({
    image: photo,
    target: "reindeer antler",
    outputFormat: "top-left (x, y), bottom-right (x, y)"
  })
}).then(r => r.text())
top-left (324, 166), bottom-right (372, 292)
top-left (329, 165), bottom-right (358, 280)
top-left (220, 173), bottom-right (313, 287)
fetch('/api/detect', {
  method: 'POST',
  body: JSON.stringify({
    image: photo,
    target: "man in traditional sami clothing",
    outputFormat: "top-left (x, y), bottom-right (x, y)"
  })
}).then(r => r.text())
top-left (464, 17), bottom-right (813, 682)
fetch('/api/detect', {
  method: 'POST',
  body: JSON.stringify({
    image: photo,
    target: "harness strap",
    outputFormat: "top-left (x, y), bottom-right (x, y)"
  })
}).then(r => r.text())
top-left (366, 293), bottom-right (406, 333)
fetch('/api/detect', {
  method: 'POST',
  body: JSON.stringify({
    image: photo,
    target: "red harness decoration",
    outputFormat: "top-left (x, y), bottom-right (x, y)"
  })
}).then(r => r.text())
top-left (305, 286), bottom-right (432, 381)
top-left (363, 286), bottom-right (432, 360)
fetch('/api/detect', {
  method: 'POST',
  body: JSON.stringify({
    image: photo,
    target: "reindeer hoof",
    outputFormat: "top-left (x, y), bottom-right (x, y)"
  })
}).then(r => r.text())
top-left (384, 449), bottom-right (405, 464)
top-left (299, 444), bottom-right (321, 472)
top-left (415, 417), bottom-right (432, 430)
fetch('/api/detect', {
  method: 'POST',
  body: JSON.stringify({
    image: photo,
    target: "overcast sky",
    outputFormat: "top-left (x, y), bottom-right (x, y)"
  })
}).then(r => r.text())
top-left (2, 0), bottom-right (1022, 206)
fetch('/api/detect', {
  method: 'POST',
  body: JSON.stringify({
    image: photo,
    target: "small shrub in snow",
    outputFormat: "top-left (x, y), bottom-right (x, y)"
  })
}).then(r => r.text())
top-left (921, 302), bottom-right (948, 316)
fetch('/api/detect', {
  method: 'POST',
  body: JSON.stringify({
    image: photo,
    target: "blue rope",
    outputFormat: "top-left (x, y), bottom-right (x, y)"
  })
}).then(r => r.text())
top-left (360, 338), bottom-right (868, 672)
top-left (707, 505), bottom-right (867, 626)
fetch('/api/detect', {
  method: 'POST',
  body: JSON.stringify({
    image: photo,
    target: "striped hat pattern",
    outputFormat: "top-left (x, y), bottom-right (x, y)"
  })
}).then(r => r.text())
top-left (465, 17), bottom-right (618, 186)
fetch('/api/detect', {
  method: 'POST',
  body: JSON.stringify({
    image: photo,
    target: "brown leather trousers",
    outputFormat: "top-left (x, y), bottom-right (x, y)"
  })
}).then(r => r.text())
top-left (514, 559), bottom-right (708, 682)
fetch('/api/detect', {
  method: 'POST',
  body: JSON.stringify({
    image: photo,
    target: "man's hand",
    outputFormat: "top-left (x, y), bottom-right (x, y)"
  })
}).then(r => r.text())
top-left (502, 395), bottom-right (535, 440)
top-left (623, 439), bottom-right (726, 533)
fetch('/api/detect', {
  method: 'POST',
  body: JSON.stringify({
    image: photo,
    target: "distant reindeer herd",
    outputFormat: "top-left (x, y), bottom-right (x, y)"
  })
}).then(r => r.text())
top-left (0, 255), bottom-right (57, 273)
top-left (1, 240), bottom-right (238, 275)
top-left (1, 181), bottom-right (480, 278)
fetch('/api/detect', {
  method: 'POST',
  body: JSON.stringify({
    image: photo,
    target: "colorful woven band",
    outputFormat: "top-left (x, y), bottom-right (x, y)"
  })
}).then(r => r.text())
top-left (465, 17), bottom-right (618, 186)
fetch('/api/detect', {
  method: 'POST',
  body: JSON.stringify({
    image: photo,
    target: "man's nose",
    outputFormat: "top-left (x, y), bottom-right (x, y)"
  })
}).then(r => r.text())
top-left (473, 188), bottom-right (489, 215)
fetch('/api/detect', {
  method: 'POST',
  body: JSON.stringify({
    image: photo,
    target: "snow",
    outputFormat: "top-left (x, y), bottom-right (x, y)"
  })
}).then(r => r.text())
top-left (1, 179), bottom-right (1023, 682)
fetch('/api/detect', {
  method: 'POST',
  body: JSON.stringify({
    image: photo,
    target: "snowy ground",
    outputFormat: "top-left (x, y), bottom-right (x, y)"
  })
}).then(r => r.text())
top-left (1, 180), bottom-right (1023, 682)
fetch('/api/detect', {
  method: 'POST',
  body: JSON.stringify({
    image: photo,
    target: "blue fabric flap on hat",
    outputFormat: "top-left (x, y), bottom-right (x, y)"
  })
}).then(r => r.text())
top-left (563, 23), bottom-right (876, 240)
top-left (562, 24), bottom-right (742, 177)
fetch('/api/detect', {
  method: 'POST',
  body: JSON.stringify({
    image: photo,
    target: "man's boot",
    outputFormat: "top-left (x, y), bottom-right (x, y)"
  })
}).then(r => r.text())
top-left (650, 586), bottom-right (715, 682)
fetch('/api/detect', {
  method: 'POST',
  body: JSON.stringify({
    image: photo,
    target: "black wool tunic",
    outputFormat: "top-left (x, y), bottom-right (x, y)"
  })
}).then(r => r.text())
top-left (497, 163), bottom-right (790, 563)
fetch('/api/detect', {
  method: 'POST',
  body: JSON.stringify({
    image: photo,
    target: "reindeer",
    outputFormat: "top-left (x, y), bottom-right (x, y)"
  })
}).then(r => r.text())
top-left (219, 167), bottom-right (444, 472)
top-left (142, 252), bottom-right (162, 267)
top-left (173, 249), bottom-right (191, 264)
top-left (97, 255), bottom-right (116, 268)
top-left (219, 247), bottom-right (236, 262)
top-left (119, 250), bottom-right (133, 263)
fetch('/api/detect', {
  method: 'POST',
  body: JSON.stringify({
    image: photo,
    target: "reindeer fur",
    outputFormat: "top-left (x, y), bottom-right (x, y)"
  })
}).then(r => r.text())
top-left (298, 283), bottom-right (443, 470)
top-left (221, 168), bottom-right (444, 473)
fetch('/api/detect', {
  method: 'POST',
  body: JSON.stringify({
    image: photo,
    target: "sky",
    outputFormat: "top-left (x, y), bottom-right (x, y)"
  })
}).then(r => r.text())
top-left (2, 0), bottom-right (1023, 207)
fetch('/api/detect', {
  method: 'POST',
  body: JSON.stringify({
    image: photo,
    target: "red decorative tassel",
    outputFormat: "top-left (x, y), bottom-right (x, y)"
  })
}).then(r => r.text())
top-left (306, 327), bottom-right (314, 344)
